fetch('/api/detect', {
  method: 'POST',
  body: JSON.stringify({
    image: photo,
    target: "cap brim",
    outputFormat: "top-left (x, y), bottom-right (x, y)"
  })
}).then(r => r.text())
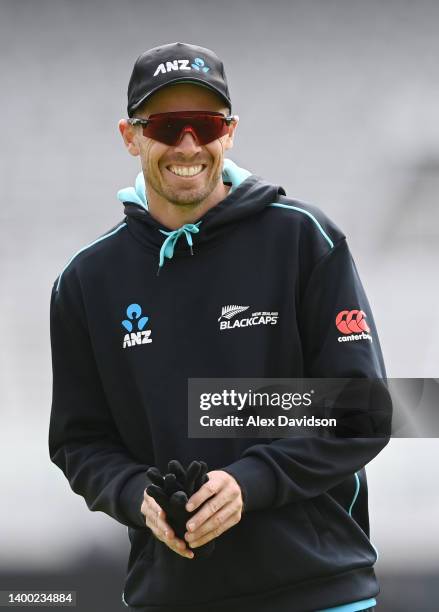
top-left (129, 77), bottom-right (231, 115)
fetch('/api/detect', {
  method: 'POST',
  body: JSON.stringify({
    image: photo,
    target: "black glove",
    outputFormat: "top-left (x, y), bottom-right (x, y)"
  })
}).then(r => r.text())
top-left (146, 460), bottom-right (215, 559)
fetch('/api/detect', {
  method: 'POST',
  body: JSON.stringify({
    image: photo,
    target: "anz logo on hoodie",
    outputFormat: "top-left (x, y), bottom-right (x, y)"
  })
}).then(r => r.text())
top-left (121, 303), bottom-right (152, 349)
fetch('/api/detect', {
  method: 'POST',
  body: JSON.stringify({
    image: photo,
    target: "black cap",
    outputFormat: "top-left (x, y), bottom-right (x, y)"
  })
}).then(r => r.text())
top-left (127, 42), bottom-right (232, 117)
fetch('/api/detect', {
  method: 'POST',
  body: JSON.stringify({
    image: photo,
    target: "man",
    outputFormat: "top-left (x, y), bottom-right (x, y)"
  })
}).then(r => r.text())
top-left (49, 42), bottom-right (389, 611)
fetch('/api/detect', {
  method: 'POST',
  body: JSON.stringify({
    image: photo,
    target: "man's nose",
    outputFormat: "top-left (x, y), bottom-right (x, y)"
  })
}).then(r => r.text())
top-left (174, 127), bottom-right (202, 151)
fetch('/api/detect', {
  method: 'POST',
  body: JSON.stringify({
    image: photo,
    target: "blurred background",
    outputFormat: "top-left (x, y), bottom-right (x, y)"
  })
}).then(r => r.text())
top-left (1, 0), bottom-right (438, 610)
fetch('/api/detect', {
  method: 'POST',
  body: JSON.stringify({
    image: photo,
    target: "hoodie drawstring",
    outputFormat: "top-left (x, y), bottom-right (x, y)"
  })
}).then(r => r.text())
top-left (157, 222), bottom-right (202, 275)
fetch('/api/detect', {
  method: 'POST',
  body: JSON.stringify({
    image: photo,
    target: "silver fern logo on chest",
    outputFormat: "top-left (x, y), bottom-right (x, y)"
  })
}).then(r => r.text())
top-left (218, 305), bottom-right (279, 331)
top-left (218, 305), bottom-right (250, 321)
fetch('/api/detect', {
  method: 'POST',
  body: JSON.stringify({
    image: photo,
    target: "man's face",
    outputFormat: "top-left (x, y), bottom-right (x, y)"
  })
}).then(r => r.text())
top-left (121, 83), bottom-right (238, 208)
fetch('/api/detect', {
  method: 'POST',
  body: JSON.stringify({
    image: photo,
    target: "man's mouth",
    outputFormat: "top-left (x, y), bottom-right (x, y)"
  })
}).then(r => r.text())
top-left (166, 164), bottom-right (206, 178)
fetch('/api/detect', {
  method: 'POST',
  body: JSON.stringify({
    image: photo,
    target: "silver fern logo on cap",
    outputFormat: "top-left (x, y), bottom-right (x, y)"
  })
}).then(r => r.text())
top-left (218, 305), bottom-right (250, 322)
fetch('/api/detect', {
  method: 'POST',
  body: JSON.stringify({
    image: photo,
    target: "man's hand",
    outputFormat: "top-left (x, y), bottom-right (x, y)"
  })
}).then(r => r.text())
top-left (183, 470), bottom-right (244, 549)
top-left (141, 489), bottom-right (194, 559)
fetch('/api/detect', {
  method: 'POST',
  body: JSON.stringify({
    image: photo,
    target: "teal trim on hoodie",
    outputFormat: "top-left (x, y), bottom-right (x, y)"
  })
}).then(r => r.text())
top-left (317, 597), bottom-right (376, 612)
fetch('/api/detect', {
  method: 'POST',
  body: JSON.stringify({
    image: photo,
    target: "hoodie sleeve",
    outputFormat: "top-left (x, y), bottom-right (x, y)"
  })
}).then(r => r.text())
top-left (222, 238), bottom-right (391, 513)
top-left (48, 278), bottom-right (151, 529)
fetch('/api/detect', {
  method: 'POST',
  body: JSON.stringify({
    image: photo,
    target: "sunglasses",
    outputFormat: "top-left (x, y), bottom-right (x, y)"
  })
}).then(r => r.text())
top-left (128, 111), bottom-right (238, 146)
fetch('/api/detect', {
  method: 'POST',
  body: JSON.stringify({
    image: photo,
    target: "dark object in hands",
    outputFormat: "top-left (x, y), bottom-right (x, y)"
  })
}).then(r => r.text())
top-left (146, 460), bottom-right (215, 559)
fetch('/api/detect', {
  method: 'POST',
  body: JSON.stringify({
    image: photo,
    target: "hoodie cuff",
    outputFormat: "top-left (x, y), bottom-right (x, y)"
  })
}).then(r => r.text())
top-left (119, 470), bottom-right (152, 529)
top-left (222, 456), bottom-right (276, 513)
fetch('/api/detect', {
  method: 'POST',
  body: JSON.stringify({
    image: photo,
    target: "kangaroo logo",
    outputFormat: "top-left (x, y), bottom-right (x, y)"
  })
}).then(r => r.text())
top-left (122, 303), bottom-right (152, 348)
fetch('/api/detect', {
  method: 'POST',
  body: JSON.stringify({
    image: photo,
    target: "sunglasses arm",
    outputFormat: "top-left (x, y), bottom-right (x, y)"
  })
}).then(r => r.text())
top-left (127, 118), bottom-right (151, 127)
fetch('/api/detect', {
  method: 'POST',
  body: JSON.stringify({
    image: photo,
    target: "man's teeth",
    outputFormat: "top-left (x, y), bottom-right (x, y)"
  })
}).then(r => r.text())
top-left (168, 164), bottom-right (204, 177)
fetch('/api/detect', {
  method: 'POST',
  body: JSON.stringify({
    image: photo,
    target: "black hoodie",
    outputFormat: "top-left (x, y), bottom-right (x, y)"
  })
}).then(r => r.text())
top-left (49, 159), bottom-right (389, 612)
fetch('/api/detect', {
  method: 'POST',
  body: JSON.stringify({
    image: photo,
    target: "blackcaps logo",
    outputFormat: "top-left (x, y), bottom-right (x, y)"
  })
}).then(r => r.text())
top-left (335, 309), bottom-right (372, 343)
top-left (218, 305), bottom-right (279, 330)
top-left (122, 303), bottom-right (152, 349)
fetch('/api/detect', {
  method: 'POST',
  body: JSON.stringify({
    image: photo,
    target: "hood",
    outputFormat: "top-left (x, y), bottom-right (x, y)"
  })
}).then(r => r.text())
top-left (117, 158), bottom-right (285, 273)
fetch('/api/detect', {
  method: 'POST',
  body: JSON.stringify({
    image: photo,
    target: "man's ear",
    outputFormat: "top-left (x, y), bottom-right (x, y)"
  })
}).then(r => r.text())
top-left (224, 115), bottom-right (239, 151)
top-left (118, 119), bottom-right (140, 157)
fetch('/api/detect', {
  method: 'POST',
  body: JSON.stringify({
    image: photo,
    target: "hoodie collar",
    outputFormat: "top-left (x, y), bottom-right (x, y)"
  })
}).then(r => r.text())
top-left (118, 158), bottom-right (285, 273)
top-left (117, 158), bottom-right (251, 211)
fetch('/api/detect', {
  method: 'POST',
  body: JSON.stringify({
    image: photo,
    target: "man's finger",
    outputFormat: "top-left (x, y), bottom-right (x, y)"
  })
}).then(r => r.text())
top-left (188, 511), bottom-right (241, 549)
top-left (151, 508), bottom-right (176, 539)
top-left (185, 475), bottom-right (219, 513)
top-left (186, 490), bottom-right (230, 533)
top-left (162, 535), bottom-right (194, 559)
top-left (155, 515), bottom-right (175, 539)
top-left (185, 501), bottom-right (237, 542)
top-left (142, 495), bottom-right (175, 538)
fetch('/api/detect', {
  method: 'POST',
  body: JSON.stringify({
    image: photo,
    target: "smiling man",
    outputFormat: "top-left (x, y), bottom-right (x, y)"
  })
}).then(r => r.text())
top-left (118, 81), bottom-right (237, 230)
top-left (49, 42), bottom-right (389, 612)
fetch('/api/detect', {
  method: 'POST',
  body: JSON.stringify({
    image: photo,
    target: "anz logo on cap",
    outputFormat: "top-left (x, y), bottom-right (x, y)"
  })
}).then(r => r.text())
top-left (153, 57), bottom-right (210, 77)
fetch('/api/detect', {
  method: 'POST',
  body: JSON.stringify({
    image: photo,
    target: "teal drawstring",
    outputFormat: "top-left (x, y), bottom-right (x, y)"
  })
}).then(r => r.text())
top-left (157, 221), bottom-right (202, 275)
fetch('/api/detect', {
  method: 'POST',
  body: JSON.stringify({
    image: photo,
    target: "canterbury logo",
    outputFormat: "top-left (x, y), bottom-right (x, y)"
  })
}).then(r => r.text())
top-left (218, 305), bottom-right (249, 321)
top-left (336, 309), bottom-right (370, 334)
